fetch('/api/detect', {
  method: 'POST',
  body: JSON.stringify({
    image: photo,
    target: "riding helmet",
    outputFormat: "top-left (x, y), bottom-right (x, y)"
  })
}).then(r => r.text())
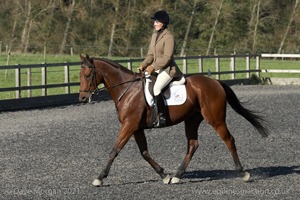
top-left (151, 10), bottom-right (170, 26)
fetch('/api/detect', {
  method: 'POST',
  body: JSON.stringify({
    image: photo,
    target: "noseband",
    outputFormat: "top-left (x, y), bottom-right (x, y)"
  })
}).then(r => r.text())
top-left (79, 64), bottom-right (98, 94)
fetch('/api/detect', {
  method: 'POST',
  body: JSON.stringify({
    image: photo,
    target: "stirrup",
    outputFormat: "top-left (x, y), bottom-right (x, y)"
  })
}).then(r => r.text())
top-left (153, 114), bottom-right (166, 127)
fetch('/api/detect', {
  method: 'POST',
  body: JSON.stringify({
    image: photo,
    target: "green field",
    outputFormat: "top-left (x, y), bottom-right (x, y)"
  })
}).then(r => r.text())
top-left (0, 54), bottom-right (299, 100)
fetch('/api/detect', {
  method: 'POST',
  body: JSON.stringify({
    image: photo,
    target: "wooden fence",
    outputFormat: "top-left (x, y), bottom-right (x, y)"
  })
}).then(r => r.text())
top-left (0, 62), bottom-right (81, 99)
top-left (0, 54), bottom-right (262, 100)
top-left (2, 53), bottom-right (299, 102)
top-left (1, 53), bottom-right (299, 111)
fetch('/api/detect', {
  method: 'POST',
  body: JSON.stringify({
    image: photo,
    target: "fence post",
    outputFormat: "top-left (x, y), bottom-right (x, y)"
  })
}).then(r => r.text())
top-left (198, 55), bottom-right (203, 73)
top-left (246, 54), bottom-right (250, 78)
top-left (140, 47), bottom-right (143, 58)
top-left (42, 63), bottom-right (47, 96)
top-left (127, 59), bottom-right (132, 70)
top-left (27, 68), bottom-right (32, 97)
top-left (215, 56), bottom-right (220, 80)
top-left (5, 52), bottom-right (10, 79)
top-left (256, 55), bottom-right (260, 77)
top-left (15, 64), bottom-right (21, 99)
top-left (183, 55), bottom-right (187, 74)
top-left (230, 54), bottom-right (236, 80)
top-left (64, 64), bottom-right (70, 94)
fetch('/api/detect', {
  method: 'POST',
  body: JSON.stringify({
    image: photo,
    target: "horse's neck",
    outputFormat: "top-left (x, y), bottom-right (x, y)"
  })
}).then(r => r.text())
top-left (97, 61), bottom-right (133, 102)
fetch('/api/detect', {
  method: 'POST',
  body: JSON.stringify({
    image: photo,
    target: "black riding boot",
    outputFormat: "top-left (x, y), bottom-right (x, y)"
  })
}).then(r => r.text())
top-left (153, 93), bottom-right (166, 127)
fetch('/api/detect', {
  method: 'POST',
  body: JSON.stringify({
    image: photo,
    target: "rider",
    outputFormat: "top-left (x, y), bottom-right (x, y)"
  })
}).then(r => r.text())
top-left (138, 10), bottom-right (183, 127)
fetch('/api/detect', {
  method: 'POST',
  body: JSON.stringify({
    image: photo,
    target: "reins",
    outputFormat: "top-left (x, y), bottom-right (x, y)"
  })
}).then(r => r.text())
top-left (93, 72), bottom-right (142, 92)
top-left (92, 72), bottom-right (143, 108)
top-left (95, 73), bottom-right (143, 111)
top-left (116, 73), bottom-right (139, 104)
top-left (80, 59), bottom-right (145, 107)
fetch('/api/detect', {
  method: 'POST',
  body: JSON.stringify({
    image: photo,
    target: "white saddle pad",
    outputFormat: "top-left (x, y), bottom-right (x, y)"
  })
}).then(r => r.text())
top-left (145, 75), bottom-right (187, 106)
top-left (164, 85), bottom-right (187, 105)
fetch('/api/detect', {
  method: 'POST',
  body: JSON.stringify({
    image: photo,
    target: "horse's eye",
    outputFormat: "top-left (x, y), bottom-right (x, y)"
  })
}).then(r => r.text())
top-left (85, 74), bottom-right (92, 79)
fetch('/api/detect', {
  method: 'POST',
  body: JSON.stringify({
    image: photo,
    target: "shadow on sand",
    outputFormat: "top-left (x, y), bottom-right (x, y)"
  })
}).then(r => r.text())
top-left (182, 165), bottom-right (300, 182)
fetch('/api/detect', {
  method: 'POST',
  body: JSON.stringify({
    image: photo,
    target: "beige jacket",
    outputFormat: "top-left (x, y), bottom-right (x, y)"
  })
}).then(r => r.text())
top-left (141, 29), bottom-right (182, 78)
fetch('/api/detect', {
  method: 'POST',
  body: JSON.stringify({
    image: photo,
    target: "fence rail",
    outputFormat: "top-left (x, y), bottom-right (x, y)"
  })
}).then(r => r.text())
top-left (1, 54), bottom-right (298, 101)
top-left (260, 69), bottom-right (300, 73)
top-left (261, 53), bottom-right (300, 58)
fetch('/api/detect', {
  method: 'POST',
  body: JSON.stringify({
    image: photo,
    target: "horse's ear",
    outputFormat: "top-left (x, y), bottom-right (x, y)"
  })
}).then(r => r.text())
top-left (86, 54), bottom-right (93, 64)
top-left (79, 54), bottom-right (85, 61)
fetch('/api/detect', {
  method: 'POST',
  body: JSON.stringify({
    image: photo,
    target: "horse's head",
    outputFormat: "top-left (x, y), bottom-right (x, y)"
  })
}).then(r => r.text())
top-left (79, 54), bottom-right (99, 102)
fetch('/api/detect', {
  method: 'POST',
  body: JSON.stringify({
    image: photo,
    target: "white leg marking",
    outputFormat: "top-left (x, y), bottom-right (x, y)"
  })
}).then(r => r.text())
top-left (243, 171), bottom-right (251, 182)
top-left (170, 177), bottom-right (181, 184)
top-left (163, 175), bottom-right (171, 184)
top-left (92, 179), bottom-right (103, 186)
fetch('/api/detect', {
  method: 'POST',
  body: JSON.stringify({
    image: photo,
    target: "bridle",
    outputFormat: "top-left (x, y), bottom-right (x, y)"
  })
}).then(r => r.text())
top-left (79, 60), bottom-right (143, 105)
top-left (79, 64), bottom-right (98, 94)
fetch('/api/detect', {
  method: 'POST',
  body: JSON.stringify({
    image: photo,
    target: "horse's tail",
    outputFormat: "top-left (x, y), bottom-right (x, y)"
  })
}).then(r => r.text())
top-left (219, 81), bottom-right (270, 138)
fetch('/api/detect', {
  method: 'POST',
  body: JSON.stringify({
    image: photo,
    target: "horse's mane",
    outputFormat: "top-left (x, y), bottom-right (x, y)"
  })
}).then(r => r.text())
top-left (92, 57), bottom-right (133, 74)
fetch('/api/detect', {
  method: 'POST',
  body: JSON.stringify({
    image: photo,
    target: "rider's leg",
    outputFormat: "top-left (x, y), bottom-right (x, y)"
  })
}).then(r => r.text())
top-left (153, 71), bottom-right (172, 127)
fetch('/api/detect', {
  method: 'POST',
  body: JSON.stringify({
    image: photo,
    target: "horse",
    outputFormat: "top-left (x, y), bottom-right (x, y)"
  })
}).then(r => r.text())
top-left (78, 54), bottom-right (269, 186)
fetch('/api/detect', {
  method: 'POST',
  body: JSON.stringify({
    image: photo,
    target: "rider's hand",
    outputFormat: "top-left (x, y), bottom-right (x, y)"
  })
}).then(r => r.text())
top-left (145, 65), bottom-right (155, 74)
top-left (137, 65), bottom-right (144, 73)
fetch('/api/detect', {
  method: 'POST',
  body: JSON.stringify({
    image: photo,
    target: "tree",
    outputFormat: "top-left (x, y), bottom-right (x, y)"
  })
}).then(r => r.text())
top-left (0, 0), bottom-right (299, 56)
top-left (249, 0), bottom-right (261, 53)
top-left (180, 0), bottom-right (198, 56)
top-left (277, 0), bottom-right (299, 54)
top-left (59, 0), bottom-right (75, 54)
top-left (20, 0), bottom-right (32, 52)
top-left (206, 0), bottom-right (224, 55)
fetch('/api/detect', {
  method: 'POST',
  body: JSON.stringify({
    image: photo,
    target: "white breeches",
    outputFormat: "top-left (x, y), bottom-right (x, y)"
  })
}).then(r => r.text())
top-left (153, 70), bottom-right (172, 96)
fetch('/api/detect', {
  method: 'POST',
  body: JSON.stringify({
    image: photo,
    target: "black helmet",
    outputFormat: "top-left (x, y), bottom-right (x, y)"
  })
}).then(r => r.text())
top-left (151, 10), bottom-right (169, 26)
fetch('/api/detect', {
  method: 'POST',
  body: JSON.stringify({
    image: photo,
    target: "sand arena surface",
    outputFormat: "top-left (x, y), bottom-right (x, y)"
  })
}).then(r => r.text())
top-left (1, 85), bottom-right (299, 200)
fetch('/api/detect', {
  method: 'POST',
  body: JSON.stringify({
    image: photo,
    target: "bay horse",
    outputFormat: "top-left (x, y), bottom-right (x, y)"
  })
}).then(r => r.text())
top-left (78, 54), bottom-right (269, 186)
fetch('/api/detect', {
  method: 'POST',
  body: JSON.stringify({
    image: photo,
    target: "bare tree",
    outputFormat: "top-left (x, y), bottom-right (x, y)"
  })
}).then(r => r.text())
top-left (8, 0), bottom-right (19, 53)
top-left (277, 0), bottom-right (299, 54)
top-left (15, 0), bottom-right (55, 52)
top-left (124, 0), bottom-right (136, 55)
top-left (180, 0), bottom-right (198, 57)
top-left (252, 0), bottom-right (261, 53)
top-left (20, 0), bottom-right (32, 52)
top-left (206, 0), bottom-right (224, 55)
top-left (107, 0), bottom-right (120, 57)
top-left (1, 0), bottom-right (299, 56)
top-left (59, 0), bottom-right (75, 54)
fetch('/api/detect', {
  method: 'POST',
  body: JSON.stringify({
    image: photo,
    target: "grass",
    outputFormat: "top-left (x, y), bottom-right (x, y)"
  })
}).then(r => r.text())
top-left (0, 54), bottom-right (82, 99)
top-left (0, 53), bottom-right (299, 100)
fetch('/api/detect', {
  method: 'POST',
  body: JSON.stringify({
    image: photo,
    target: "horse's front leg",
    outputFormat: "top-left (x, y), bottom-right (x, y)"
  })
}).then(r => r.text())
top-left (134, 130), bottom-right (171, 184)
top-left (92, 123), bottom-right (135, 187)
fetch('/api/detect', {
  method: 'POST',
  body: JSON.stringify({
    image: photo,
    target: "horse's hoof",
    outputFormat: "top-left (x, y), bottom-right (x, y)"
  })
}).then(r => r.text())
top-left (243, 171), bottom-right (251, 182)
top-left (92, 179), bottom-right (103, 187)
top-left (170, 177), bottom-right (181, 184)
top-left (162, 175), bottom-right (171, 184)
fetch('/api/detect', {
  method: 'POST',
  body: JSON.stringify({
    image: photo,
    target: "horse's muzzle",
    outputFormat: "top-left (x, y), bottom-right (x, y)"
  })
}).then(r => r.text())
top-left (79, 92), bottom-right (92, 102)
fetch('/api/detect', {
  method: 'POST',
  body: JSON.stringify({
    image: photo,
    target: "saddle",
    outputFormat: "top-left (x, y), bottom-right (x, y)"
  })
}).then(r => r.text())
top-left (144, 73), bottom-right (187, 107)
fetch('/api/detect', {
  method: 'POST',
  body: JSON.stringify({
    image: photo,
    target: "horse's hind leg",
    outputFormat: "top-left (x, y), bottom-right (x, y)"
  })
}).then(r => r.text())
top-left (213, 122), bottom-right (244, 172)
top-left (214, 123), bottom-right (251, 180)
top-left (171, 114), bottom-right (202, 184)
top-left (134, 130), bottom-right (171, 184)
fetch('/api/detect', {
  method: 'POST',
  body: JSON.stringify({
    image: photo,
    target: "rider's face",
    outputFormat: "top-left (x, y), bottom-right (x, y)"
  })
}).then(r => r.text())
top-left (154, 20), bottom-right (164, 31)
